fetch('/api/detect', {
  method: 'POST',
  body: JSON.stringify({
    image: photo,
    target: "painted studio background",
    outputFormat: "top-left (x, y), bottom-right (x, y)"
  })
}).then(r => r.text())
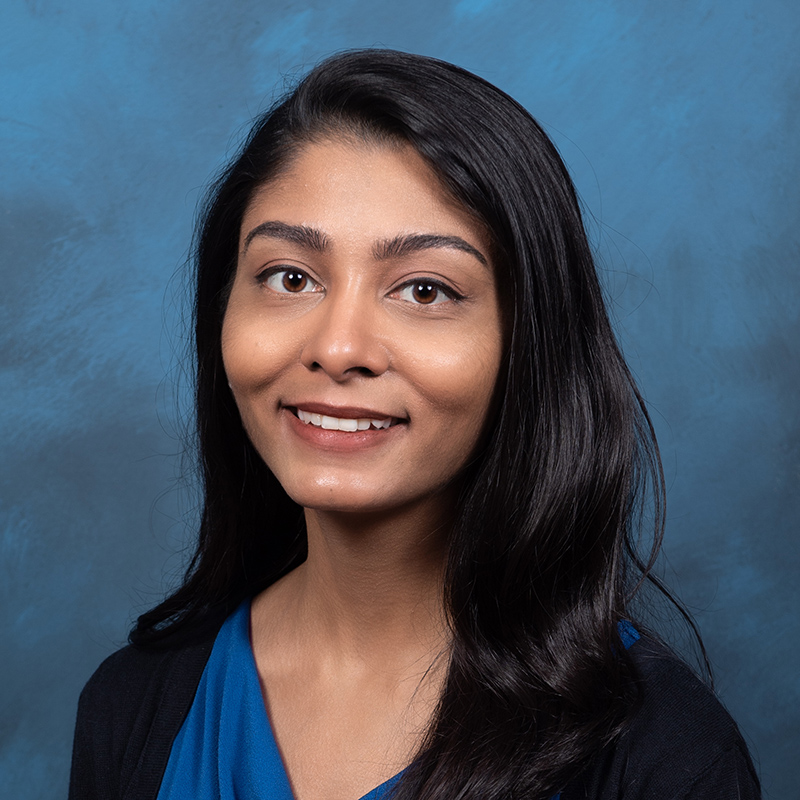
top-left (2, 1), bottom-right (798, 797)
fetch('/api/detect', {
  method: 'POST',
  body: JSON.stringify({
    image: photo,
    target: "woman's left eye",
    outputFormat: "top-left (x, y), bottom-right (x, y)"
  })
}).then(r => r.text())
top-left (260, 268), bottom-right (320, 294)
top-left (394, 280), bottom-right (455, 306)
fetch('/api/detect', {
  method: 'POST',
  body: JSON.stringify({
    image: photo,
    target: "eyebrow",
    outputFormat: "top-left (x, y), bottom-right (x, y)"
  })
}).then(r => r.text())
top-left (241, 221), bottom-right (487, 267)
top-left (242, 221), bottom-right (329, 254)
top-left (374, 233), bottom-right (487, 267)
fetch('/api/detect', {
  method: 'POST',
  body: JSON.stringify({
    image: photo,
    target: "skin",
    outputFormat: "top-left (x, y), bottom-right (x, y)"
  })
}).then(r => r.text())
top-left (221, 137), bottom-right (503, 800)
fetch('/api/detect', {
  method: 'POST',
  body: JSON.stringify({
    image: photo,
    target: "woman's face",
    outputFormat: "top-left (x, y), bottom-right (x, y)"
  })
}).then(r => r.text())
top-left (222, 137), bottom-right (503, 516)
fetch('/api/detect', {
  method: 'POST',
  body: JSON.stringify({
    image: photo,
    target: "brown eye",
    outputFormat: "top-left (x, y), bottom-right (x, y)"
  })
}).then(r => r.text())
top-left (411, 282), bottom-right (439, 304)
top-left (262, 268), bottom-right (319, 294)
top-left (282, 271), bottom-right (308, 292)
top-left (395, 279), bottom-right (455, 306)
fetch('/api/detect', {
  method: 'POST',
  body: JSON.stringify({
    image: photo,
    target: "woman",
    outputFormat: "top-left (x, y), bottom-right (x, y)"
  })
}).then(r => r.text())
top-left (69, 49), bottom-right (760, 799)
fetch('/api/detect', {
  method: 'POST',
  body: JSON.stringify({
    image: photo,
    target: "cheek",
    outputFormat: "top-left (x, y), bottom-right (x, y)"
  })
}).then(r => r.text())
top-left (408, 330), bottom-right (502, 426)
top-left (221, 310), bottom-right (287, 394)
top-left (221, 316), bottom-right (284, 459)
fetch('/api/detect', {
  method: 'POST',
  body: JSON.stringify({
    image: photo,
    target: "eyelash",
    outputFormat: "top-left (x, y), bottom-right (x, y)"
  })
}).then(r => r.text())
top-left (256, 267), bottom-right (465, 306)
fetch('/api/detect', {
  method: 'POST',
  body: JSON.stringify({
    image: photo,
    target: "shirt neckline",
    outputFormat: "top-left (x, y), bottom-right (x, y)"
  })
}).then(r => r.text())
top-left (240, 599), bottom-right (406, 800)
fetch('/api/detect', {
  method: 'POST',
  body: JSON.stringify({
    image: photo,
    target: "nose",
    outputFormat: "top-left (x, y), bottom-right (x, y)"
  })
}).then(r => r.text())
top-left (300, 290), bottom-right (390, 381)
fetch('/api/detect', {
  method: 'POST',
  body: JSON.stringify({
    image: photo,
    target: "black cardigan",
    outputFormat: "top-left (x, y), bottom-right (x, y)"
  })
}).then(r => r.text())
top-left (69, 621), bottom-right (760, 799)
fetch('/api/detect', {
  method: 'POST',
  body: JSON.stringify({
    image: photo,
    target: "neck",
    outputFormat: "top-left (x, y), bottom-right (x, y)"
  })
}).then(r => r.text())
top-left (254, 494), bottom-right (453, 669)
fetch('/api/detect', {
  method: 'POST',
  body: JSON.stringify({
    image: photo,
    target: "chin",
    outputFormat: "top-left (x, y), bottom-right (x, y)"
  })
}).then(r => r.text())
top-left (282, 481), bottom-right (397, 516)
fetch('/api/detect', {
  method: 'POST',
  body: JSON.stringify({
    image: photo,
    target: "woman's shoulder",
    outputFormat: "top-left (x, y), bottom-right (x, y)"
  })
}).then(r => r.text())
top-left (70, 614), bottom-right (225, 800)
top-left (81, 641), bottom-right (188, 713)
top-left (564, 633), bottom-right (761, 799)
top-left (78, 615), bottom-right (223, 714)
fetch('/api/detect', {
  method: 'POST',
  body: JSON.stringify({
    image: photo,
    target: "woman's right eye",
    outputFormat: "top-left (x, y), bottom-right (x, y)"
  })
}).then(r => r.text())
top-left (259, 268), bottom-right (321, 294)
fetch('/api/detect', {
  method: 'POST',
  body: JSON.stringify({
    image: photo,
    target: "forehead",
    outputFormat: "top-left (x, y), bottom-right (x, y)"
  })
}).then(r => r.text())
top-left (239, 137), bottom-right (492, 255)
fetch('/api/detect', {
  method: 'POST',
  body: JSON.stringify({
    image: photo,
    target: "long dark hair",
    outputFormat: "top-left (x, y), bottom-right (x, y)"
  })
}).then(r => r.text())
top-left (133, 49), bottom-right (668, 798)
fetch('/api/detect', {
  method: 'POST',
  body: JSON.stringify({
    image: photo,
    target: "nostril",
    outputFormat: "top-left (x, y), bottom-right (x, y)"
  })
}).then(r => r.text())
top-left (307, 361), bottom-right (380, 378)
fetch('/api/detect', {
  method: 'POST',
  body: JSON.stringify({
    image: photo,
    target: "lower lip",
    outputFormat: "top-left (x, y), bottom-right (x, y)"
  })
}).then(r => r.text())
top-left (284, 408), bottom-right (404, 452)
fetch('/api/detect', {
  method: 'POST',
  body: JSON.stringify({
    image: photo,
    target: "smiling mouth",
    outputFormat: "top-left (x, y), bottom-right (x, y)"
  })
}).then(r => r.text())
top-left (294, 408), bottom-right (395, 432)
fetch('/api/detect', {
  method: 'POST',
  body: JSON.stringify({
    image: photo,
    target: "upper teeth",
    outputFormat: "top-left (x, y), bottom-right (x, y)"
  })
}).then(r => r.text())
top-left (297, 409), bottom-right (393, 431)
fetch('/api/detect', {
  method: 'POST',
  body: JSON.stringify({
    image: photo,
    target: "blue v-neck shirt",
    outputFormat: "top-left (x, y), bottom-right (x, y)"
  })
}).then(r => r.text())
top-left (158, 600), bottom-right (625, 799)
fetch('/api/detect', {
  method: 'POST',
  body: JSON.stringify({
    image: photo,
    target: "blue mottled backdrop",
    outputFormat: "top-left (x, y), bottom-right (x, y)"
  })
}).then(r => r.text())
top-left (1, 1), bottom-right (798, 797)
